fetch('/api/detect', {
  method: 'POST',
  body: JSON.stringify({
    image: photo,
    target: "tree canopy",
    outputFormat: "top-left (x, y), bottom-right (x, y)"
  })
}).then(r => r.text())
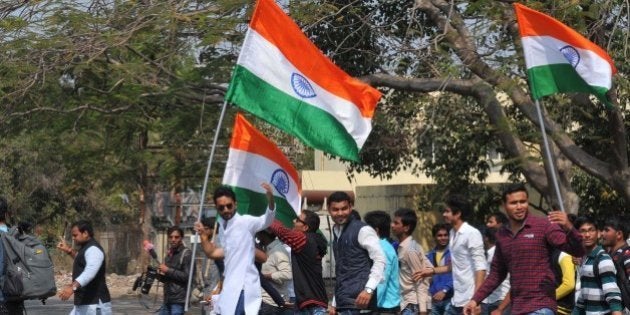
top-left (1, 0), bottom-right (628, 233)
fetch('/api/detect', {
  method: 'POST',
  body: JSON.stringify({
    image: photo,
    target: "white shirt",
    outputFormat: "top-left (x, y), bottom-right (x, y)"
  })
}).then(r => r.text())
top-left (216, 207), bottom-right (275, 315)
top-left (449, 222), bottom-right (486, 307)
top-left (75, 246), bottom-right (105, 287)
top-left (482, 245), bottom-right (510, 304)
top-left (261, 239), bottom-right (292, 306)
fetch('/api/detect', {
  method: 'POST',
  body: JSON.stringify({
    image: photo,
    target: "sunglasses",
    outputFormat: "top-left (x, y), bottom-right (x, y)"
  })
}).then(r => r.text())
top-left (217, 203), bottom-right (234, 211)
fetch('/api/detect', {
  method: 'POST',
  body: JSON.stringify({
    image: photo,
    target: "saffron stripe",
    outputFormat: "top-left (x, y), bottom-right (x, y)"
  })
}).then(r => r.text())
top-left (248, 0), bottom-right (381, 117)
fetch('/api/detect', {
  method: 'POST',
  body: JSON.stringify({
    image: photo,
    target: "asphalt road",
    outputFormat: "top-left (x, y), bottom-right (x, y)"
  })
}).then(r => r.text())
top-left (23, 296), bottom-right (203, 315)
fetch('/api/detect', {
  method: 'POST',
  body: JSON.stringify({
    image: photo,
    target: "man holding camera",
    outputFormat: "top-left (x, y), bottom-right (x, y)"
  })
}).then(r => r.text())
top-left (158, 225), bottom-right (193, 315)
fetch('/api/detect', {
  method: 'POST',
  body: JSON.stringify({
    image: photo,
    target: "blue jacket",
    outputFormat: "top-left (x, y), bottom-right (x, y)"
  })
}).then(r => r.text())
top-left (426, 247), bottom-right (453, 298)
top-left (376, 238), bottom-right (400, 308)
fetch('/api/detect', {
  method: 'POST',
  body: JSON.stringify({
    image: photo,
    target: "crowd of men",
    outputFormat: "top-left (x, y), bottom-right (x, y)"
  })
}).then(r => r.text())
top-left (3, 179), bottom-right (630, 315)
top-left (191, 182), bottom-right (629, 315)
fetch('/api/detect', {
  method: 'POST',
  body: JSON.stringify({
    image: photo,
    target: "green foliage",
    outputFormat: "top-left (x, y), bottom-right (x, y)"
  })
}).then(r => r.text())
top-left (314, 0), bottom-right (629, 217)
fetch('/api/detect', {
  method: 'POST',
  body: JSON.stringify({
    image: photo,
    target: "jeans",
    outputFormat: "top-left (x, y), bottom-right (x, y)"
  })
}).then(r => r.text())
top-left (431, 298), bottom-right (451, 315)
top-left (401, 303), bottom-right (419, 315)
top-left (70, 301), bottom-right (113, 315)
top-left (480, 300), bottom-right (499, 315)
top-left (337, 309), bottom-right (361, 315)
top-left (235, 290), bottom-right (245, 315)
top-left (480, 301), bottom-right (511, 315)
top-left (259, 302), bottom-right (282, 315)
top-left (527, 308), bottom-right (554, 315)
top-left (159, 303), bottom-right (185, 315)
top-left (296, 306), bottom-right (327, 315)
top-left (446, 305), bottom-right (463, 315)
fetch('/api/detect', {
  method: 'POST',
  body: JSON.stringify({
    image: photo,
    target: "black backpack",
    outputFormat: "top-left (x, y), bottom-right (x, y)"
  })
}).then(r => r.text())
top-left (0, 228), bottom-right (57, 301)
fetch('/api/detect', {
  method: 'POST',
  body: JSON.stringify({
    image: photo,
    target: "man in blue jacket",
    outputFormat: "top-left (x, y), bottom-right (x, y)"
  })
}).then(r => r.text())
top-left (426, 223), bottom-right (454, 315)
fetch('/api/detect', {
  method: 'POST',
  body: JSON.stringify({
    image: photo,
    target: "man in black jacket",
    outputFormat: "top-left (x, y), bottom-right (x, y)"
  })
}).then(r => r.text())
top-left (158, 226), bottom-right (193, 315)
top-left (58, 220), bottom-right (112, 314)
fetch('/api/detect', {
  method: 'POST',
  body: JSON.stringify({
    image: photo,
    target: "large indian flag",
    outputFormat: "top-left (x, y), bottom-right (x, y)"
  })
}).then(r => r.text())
top-left (514, 3), bottom-right (616, 105)
top-left (225, 0), bottom-right (381, 162)
top-left (223, 113), bottom-right (301, 225)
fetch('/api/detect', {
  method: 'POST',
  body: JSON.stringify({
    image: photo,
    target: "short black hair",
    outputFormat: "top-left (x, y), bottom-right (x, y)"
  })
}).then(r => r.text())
top-left (167, 225), bottom-right (184, 237)
top-left (501, 183), bottom-right (528, 203)
top-left (393, 208), bottom-right (417, 234)
top-left (603, 216), bottom-right (629, 240)
top-left (483, 227), bottom-right (498, 244)
top-left (445, 194), bottom-right (472, 221)
top-left (364, 210), bottom-right (392, 239)
top-left (575, 216), bottom-right (598, 230)
top-left (0, 196), bottom-right (8, 221)
top-left (213, 186), bottom-right (236, 204)
top-left (72, 220), bottom-right (94, 238)
top-left (327, 191), bottom-right (353, 206)
top-left (200, 216), bottom-right (216, 229)
top-left (488, 212), bottom-right (508, 225)
top-left (256, 229), bottom-right (276, 242)
top-left (302, 210), bottom-right (320, 232)
top-left (432, 223), bottom-right (451, 237)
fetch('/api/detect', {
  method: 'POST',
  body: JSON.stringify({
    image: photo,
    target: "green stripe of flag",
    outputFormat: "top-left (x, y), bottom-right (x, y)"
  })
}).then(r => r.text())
top-left (226, 65), bottom-right (360, 161)
top-left (232, 186), bottom-right (297, 227)
top-left (527, 63), bottom-right (610, 105)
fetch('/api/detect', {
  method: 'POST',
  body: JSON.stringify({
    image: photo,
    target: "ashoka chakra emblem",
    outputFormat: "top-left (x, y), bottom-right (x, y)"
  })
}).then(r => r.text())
top-left (559, 45), bottom-right (580, 68)
top-left (291, 73), bottom-right (316, 98)
top-left (270, 169), bottom-right (290, 196)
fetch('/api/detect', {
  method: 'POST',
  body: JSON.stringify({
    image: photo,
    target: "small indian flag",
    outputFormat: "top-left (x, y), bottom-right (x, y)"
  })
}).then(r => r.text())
top-left (223, 113), bottom-right (301, 225)
top-left (225, 0), bottom-right (381, 162)
top-left (514, 3), bottom-right (616, 105)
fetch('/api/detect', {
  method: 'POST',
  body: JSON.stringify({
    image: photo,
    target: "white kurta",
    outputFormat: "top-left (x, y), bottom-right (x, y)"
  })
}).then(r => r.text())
top-left (216, 207), bottom-right (275, 315)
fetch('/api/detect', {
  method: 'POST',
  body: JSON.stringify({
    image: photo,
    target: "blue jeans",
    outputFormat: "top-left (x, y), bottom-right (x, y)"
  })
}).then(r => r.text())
top-left (73, 301), bottom-right (113, 315)
top-left (296, 306), bottom-right (327, 315)
top-left (527, 308), bottom-right (554, 315)
top-left (446, 305), bottom-right (463, 315)
top-left (159, 303), bottom-right (184, 315)
top-left (336, 309), bottom-right (361, 315)
top-left (235, 290), bottom-right (245, 315)
top-left (431, 298), bottom-right (451, 315)
top-left (401, 303), bottom-right (419, 315)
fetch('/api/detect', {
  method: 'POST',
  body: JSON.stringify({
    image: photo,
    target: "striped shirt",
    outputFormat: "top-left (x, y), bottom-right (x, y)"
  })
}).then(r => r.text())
top-left (574, 246), bottom-right (623, 314)
top-left (471, 214), bottom-right (585, 314)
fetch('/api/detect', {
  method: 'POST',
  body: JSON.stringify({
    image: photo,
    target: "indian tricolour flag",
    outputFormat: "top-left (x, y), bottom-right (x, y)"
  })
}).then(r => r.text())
top-left (223, 113), bottom-right (301, 225)
top-left (514, 3), bottom-right (616, 105)
top-left (225, 0), bottom-right (381, 162)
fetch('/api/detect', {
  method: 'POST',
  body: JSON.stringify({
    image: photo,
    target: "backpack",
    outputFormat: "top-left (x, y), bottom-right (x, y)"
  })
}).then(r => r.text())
top-left (0, 228), bottom-right (57, 301)
top-left (592, 249), bottom-right (630, 314)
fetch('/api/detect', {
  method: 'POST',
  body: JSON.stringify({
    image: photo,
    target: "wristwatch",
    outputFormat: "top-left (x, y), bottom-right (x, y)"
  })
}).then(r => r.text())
top-left (365, 287), bottom-right (374, 294)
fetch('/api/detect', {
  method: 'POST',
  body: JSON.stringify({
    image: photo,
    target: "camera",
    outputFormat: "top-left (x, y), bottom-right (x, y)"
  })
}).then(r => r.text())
top-left (132, 266), bottom-right (158, 294)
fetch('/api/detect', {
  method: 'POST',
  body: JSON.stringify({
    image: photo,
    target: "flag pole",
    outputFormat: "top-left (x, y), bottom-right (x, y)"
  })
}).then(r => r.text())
top-left (185, 99), bottom-right (230, 311)
top-left (534, 99), bottom-right (566, 212)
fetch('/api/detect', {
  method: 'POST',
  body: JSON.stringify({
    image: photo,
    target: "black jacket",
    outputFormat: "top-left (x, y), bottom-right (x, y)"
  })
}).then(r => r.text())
top-left (159, 244), bottom-right (193, 304)
top-left (73, 238), bottom-right (111, 305)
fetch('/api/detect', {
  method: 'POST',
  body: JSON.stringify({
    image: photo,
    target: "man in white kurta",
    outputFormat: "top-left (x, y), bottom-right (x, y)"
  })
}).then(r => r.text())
top-left (196, 183), bottom-right (276, 315)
